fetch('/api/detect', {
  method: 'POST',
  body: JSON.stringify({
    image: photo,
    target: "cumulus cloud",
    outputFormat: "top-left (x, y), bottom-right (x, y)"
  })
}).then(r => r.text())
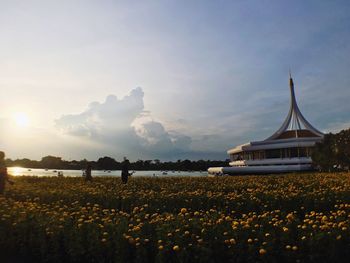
top-left (135, 121), bottom-right (191, 152)
top-left (55, 87), bottom-right (192, 159)
top-left (56, 88), bottom-right (144, 138)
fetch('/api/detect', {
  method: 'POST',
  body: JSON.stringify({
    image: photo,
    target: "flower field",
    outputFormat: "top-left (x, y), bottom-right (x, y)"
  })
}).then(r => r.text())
top-left (1, 173), bottom-right (350, 262)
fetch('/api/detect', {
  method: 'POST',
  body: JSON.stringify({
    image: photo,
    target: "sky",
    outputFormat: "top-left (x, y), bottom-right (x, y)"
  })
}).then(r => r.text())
top-left (1, 0), bottom-right (350, 161)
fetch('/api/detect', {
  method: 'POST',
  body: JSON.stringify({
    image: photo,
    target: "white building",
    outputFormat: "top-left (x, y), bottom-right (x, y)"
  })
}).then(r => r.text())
top-left (208, 75), bottom-right (324, 175)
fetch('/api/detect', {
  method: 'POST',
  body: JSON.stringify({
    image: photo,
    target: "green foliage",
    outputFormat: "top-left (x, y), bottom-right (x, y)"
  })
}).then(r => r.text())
top-left (312, 128), bottom-right (350, 171)
top-left (312, 133), bottom-right (337, 171)
top-left (335, 129), bottom-right (350, 169)
top-left (4, 157), bottom-right (229, 171)
top-left (40, 156), bottom-right (64, 169)
top-left (97, 156), bottom-right (118, 170)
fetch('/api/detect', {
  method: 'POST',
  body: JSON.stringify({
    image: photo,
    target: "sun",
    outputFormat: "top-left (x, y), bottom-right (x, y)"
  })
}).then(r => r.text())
top-left (14, 112), bottom-right (30, 127)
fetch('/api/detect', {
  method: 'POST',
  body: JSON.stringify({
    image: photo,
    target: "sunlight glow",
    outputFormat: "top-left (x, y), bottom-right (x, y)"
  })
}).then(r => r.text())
top-left (8, 167), bottom-right (25, 176)
top-left (14, 112), bottom-right (30, 127)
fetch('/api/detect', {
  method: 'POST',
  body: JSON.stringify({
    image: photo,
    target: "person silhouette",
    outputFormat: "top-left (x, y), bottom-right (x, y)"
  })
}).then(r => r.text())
top-left (85, 163), bottom-right (93, 182)
top-left (121, 157), bottom-right (132, 184)
top-left (0, 151), bottom-right (14, 194)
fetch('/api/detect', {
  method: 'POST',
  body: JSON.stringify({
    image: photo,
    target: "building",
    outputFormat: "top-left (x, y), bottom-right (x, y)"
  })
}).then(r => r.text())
top-left (208, 74), bottom-right (324, 175)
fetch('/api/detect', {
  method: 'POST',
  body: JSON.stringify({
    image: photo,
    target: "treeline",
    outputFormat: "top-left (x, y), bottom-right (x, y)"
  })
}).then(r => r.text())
top-left (312, 128), bottom-right (350, 171)
top-left (5, 156), bottom-right (229, 171)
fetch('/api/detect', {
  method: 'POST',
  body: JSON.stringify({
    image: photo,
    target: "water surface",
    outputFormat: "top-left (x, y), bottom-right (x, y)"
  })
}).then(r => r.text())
top-left (8, 167), bottom-right (206, 177)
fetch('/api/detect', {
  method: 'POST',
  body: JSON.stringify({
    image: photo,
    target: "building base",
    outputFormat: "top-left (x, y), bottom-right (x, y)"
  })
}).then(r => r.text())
top-left (208, 164), bottom-right (314, 176)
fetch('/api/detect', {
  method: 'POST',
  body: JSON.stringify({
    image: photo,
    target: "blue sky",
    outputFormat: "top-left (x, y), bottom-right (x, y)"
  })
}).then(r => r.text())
top-left (0, 0), bottom-right (350, 161)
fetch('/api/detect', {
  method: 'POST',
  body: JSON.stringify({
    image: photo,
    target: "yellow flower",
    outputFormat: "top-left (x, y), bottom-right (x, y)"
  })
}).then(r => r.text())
top-left (229, 238), bottom-right (236, 245)
top-left (286, 213), bottom-right (295, 221)
top-left (259, 248), bottom-right (267, 255)
top-left (173, 245), bottom-right (180, 251)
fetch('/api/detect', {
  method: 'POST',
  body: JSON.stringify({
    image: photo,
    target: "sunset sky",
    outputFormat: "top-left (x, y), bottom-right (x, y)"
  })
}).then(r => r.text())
top-left (1, 0), bottom-right (350, 161)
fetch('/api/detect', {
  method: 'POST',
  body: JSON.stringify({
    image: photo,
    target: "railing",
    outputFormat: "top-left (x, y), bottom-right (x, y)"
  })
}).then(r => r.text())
top-left (229, 157), bottom-right (312, 167)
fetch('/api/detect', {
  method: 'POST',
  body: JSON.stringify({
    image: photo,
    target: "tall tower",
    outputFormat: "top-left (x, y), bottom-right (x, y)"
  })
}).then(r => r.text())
top-left (266, 74), bottom-right (323, 140)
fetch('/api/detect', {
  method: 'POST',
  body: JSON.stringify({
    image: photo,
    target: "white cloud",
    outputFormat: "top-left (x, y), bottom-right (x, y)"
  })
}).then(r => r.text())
top-left (55, 87), bottom-right (192, 160)
top-left (135, 120), bottom-right (191, 151)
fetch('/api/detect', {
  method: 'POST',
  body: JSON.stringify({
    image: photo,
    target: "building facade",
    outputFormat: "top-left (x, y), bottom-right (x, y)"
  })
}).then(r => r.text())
top-left (208, 75), bottom-right (323, 175)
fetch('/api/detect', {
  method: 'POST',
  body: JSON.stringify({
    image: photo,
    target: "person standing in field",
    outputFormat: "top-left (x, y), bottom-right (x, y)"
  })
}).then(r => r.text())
top-left (121, 157), bottom-right (131, 184)
top-left (0, 151), bottom-right (14, 194)
top-left (84, 163), bottom-right (93, 182)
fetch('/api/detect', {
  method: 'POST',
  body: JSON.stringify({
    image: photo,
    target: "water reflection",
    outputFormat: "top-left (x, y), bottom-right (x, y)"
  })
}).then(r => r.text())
top-left (9, 167), bottom-right (25, 176)
top-left (7, 167), bottom-right (205, 177)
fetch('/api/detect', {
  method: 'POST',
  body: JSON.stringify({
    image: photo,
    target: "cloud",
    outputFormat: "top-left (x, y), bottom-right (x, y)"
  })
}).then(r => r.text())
top-left (55, 87), bottom-right (192, 159)
top-left (56, 88), bottom-right (144, 138)
top-left (135, 121), bottom-right (191, 152)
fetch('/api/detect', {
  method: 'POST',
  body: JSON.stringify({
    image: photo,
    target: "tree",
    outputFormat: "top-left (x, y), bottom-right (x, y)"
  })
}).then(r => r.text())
top-left (312, 133), bottom-right (337, 171)
top-left (335, 129), bottom-right (350, 170)
top-left (4, 154), bottom-right (230, 171)
top-left (312, 128), bottom-right (350, 171)
top-left (97, 156), bottom-right (118, 170)
top-left (40, 156), bottom-right (64, 169)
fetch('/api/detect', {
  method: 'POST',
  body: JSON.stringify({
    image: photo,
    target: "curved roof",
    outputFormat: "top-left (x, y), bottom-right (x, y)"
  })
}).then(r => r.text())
top-left (273, 129), bottom-right (320, 139)
top-left (265, 75), bottom-right (323, 140)
top-left (227, 75), bottom-right (324, 155)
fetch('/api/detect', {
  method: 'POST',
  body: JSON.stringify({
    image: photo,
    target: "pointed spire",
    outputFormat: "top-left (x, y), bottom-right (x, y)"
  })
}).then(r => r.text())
top-left (289, 69), bottom-right (294, 90)
top-left (265, 73), bottom-right (324, 140)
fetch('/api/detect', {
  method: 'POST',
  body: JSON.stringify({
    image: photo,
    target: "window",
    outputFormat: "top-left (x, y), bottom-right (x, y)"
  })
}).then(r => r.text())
top-left (290, 147), bottom-right (298, 158)
top-left (299, 147), bottom-right (307, 157)
top-left (265, 149), bottom-right (281, 159)
top-left (230, 153), bottom-right (243, 161)
top-left (254, 151), bottom-right (265, 160)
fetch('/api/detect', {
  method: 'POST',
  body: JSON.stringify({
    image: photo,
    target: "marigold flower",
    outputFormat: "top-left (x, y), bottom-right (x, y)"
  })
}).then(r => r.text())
top-left (259, 248), bottom-right (267, 255)
top-left (229, 238), bottom-right (236, 245)
top-left (173, 245), bottom-right (180, 251)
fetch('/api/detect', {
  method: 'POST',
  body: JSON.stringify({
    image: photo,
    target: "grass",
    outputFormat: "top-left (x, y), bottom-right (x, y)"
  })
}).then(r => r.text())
top-left (1, 173), bottom-right (350, 262)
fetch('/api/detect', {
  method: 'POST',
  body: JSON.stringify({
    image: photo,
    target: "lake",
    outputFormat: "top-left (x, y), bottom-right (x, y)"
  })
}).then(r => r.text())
top-left (8, 167), bottom-right (206, 177)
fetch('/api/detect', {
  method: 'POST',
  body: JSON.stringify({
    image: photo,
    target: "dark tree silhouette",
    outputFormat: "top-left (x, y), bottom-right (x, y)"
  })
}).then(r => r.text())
top-left (5, 155), bottom-right (229, 171)
top-left (97, 156), bottom-right (119, 170)
top-left (312, 128), bottom-right (350, 171)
